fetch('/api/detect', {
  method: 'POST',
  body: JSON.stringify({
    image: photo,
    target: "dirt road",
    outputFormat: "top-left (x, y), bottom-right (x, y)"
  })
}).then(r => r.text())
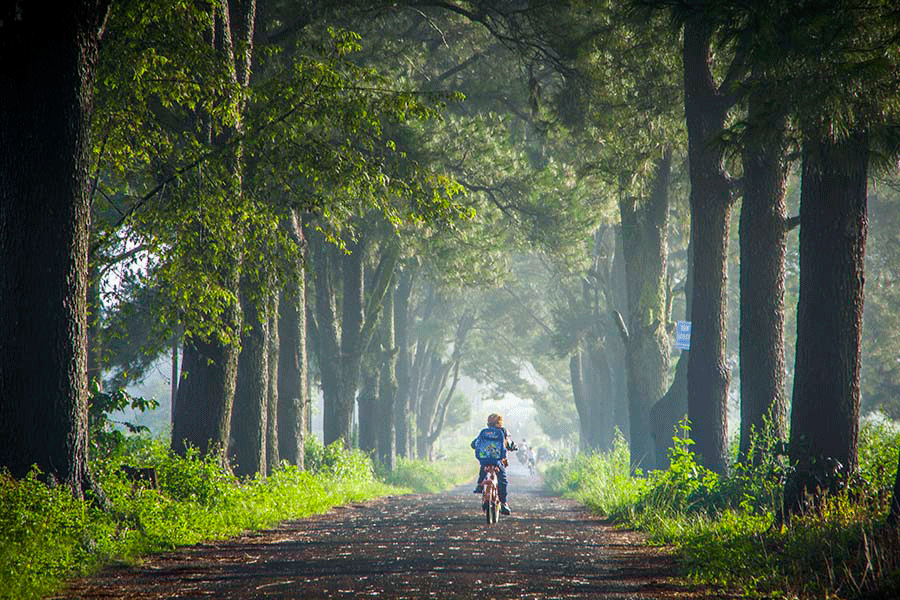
top-left (60, 464), bottom-right (719, 599)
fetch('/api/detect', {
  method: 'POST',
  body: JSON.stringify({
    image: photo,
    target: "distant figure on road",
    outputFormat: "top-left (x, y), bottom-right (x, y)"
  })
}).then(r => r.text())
top-left (517, 439), bottom-right (537, 475)
top-left (471, 413), bottom-right (518, 514)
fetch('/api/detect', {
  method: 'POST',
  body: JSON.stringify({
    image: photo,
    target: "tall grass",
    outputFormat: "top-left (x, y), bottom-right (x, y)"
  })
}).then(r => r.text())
top-left (0, 437), bottom-right (402, 600)
top-left (379, 455), bottom-right (473, 493)
top-left (545, 419), bottom-right (900, 599)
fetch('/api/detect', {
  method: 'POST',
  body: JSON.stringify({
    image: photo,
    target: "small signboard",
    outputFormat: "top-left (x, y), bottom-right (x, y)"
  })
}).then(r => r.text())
top-left (674, 320), bottom-right (692, 350)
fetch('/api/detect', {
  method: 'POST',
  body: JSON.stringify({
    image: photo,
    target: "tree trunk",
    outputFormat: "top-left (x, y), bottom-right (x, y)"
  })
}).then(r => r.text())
top-left (784, 129), bottom-right (868, 516)
top-left (618, 150), bottom-right (672, 471)
top-left (172, 329), bottom-right (240, 458)
top-left (570, 353), bottom-right (591, 453)
top-left (335, 236), bottom-right (366, 447)
top-left (266, 302), bottom-right (280, 473)
top-left (739, 86), bottom-right (789, 463)
top-left (230, 275), bottom-right (270, 478)
top-left (276, 212), bottom-right (307, 468)
top-left (170, 0), bottom-right (255, 464)
top-left (683, 16), bottom-right (734, 474)
top-left (652, 224), bottom-right (693, 467)
top-left (357, 359), bottom-right (379, 457)
top-left (87, 262), bottom-right (104, 391)
top-left (0, 1), bottom-right (109, 495)
top-left (394, 268), bottom-right (414, 459)
top-left (377, 283), bottom-right (397, 470)
top-left (610, 228), bottom-right (631, 444)
top-left (311, 236), bottom-right (346, 446)
top-left (583, 338), bottom-right (615, 451)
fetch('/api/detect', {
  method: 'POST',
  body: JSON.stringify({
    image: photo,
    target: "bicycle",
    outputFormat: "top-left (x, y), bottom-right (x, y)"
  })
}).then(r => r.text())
top-left (481, 464), bottom-right (501, 524)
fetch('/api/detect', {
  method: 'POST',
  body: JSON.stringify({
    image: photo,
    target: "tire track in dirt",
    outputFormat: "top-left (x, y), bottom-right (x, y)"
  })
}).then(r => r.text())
top-left (59, 464), bottom-right (721, 599)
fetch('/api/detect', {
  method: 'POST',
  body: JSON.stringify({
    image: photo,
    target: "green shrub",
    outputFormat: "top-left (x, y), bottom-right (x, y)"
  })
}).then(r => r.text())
top-left (304, 436), bottom-right (376, 481)
top-left (549, 417), bottom-right (900, 599)
top-left (543, 429), bottom-right (648, 518)
top-left (378, 457), bottom-right (468, 493)
top-left (639, 422), bottom-right (721, 516)
top-left (0, 469), bottom-right (106, 600)
top-left (0, 436), bottom-right (403, 600)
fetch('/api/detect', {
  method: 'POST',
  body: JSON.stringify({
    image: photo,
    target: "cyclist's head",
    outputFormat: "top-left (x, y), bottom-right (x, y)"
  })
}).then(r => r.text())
top-left (487, 413), bottom-right (503, 427)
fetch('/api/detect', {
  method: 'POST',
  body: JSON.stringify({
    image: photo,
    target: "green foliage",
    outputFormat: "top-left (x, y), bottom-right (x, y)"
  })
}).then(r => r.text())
top-left (303, 436), bottom-right (375, 481)
top-left (543, 429), bottom-right (648, 518)
top-left (547, 418), bottom-right (900, 599)
top-left (88, 381), bottom-right (159, 459)
top-left (0, 437), bottom-right (401, 600)
top-left (378, 457), bottom-right (471, 495)
top-left (0, 470), bottom-right (104, 600)
top-left (638, 421), bottom-right (721, 516)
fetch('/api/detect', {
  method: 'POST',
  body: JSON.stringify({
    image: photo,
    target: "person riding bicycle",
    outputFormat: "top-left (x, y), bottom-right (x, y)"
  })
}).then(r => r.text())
top-left (471, 413), bottom-right (517, 515)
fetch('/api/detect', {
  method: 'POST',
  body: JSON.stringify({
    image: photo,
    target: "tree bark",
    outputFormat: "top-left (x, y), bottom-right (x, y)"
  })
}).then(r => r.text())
top-left (357, 363), bottom-right (379, 456)
top-left (683, 16), bottom-right (735, 474)
top-left (570, 354), bottom-right (591, 454)
top-left (583, 337), bottom-right (615, 451)
top-left (335, 236), bottom-right (366, 447)
top-left (170, 0), bottom-right (255, 463)
top-left (172, 329), bottom-right (239, 458)
top-left (739, 85), bottom-right (789, 463)
top-left (784, 128), bottom-right (868, 516)
top-left (618, 150), bottom-right (672, 471)
top-left (231, 275), bottom-right (270, 478)
top-left (652, 224), bottom-right (693, 467)
top-left (266, 303), bottom-right (280, 472)
top-left (311, 236), bottom-right (346, 446)
top-left (377, 282), bottom-right (398, 470)
top-left (394, 268), bottom-right (414, 459)
top-left (276, 211), bottom-right (307, 468)
top-left (0, 0), bottom-right (110, 495)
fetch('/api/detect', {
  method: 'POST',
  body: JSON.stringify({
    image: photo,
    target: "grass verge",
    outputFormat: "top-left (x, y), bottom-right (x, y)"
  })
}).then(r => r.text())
top-left (0, 438), bottom-right (405, 600)
top-left (544, 421), bottom-right (900, 599)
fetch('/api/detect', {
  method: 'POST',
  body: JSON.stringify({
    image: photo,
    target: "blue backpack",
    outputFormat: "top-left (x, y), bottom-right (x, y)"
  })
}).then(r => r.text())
top-left (473, 427), bottom-right (507, 465)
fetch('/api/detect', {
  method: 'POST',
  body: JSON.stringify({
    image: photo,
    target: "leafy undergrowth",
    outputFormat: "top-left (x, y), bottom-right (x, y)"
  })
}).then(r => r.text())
top-left (0, 437), bottom-right (407, 600)
top-left (545, 420), bottom-right (900, 600)
top-left (379, 448), bottom-right (474, 494)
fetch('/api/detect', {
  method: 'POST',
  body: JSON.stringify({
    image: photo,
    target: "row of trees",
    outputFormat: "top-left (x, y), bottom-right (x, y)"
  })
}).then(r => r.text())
top-left (3, 0), bottom-right (900, 528)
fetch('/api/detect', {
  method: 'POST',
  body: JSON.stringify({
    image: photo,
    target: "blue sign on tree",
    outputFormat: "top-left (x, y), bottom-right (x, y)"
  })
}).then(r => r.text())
top-left (674, 321), bottom-right (692, 350)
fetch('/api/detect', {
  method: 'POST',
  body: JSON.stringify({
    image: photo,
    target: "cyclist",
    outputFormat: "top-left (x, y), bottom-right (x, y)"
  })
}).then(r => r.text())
top-left (471, 413), bottom-right (518, 515)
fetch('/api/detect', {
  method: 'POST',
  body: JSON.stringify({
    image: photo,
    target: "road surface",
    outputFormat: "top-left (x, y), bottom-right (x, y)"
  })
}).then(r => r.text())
top-left (60, 464), bottom-right (721, 599)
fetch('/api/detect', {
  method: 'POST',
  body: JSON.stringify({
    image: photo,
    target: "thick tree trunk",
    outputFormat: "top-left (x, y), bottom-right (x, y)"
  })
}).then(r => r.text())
top-left (87, 262), bottom-right (104, 391)
top-left (172, 329), bottom-right (240, 458)
top-left (231, 276), bottom-right (270, 478)
top-left (266, 303), bottom-right (280, 472)
top-left (170, 0), bottom-right (255, 464)
top-left (570, 354), bottom-right (592, 454)
top-left (784, 129), bottom-right (868, 516)
top-left (276, 213), bottom-right (307, 468)
top-left (315, 229), bottom-right (398, 448)
top-left (583, 339), bottom-right (615, 451)
top-left (683, 17), bottom-right (734, 474)
top-left (334, 237), bottom-right (366, 447)
top-left (652, 227), bottom-right (693, 467)
top-left (610, 228), bottom-right (631, 444)
top-left (357, 364), bottom-right (379, 456)
top-left (394, 268), bottom-right (414, 459)
top-left (0, 1), bottom-right (109, 495)
top-left (618, 150), bottom-right (672, 471)
top-left (312, 237), bottom-right (345, 446)
top-left (377, 284), bottom-right (397, 470)
top-left (739, 88), bottom-right (789, 462)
